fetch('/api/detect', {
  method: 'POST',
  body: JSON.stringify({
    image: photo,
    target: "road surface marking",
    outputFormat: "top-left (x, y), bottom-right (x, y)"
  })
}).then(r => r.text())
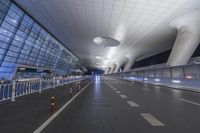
top-left (120, 94), bottom-right (128, 99)
top-left (105, 82), bottom-right (118, 90)
top-left (33, 82), bottom-right (91, 133)
top-left (127, 100), bottom-right (139, 107)
top-left (154, 86), bottom-right (160, 89)
top-left (180, 98), bottom-right (200, 106)
top-left (142, 87), bottom-right (150, 91)
top-left (140, 113), bottom-right (165, 126)
top-left (115, 91), bottom-right (121, 94)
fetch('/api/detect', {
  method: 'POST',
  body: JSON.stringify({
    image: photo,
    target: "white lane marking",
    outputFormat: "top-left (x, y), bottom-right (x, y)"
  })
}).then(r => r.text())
top-left (127, 100), bottom-right (139, 107)
top-left (154, 86), bottom-right (160, 89)
top-left (180, 98), bottom-right (200, 106)
top-left (105, 82), bottom-right (118, 91)
top-left (120, 94), bottom-right (128, 99)
top-left (33, 82), bottom-right (92, 133)
top-left (115, 91), bottom-right (121, 94)
top-left (141, 87), bottom-right (150, 91)
top-left (140, 113), bottom-right (165, 126)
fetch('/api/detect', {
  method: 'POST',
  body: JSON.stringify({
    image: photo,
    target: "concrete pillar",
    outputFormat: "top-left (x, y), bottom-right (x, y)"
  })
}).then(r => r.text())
top-left (167, 10), bottom-right (200, 66)
top-left (110, 64), bottom-right (116, 73)
top-left (108, 65), bottom-right (115, 74)
top-left (113, 56), bottom-right (129, 73)
top-left (123, 56), bottom-right (136, 72)
top-left (113, 62), bottom-right (122, 73)
top-left (107, 67), bottom-right (112, 74)
top-left (104, 69), bottom-right (109, 74)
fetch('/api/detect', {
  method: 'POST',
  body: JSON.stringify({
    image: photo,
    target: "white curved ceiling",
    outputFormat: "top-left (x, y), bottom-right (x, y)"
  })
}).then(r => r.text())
top-left (14, 0), bottom-right (200, 69)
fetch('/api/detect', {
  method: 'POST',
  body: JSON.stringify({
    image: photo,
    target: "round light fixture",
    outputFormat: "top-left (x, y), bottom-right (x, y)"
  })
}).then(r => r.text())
top-left (95, 56), bottom-right (102, 59)
top-left (93, 36), bottom-right (120, 47)
top-left (95, 56), bottom-right (109, 60)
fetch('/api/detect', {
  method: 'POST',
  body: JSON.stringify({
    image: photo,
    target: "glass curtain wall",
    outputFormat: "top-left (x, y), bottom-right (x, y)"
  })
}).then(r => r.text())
top-left (0, 0), bottom-right (80, 80)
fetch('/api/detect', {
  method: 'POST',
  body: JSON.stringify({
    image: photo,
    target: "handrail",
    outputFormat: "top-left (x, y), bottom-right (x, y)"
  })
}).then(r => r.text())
top-left (0, 76), bottom-right (90, 103)
top-left (111, 63), bottom-right (200, 75)
top-left (108, 63), bottom-right (200, 80)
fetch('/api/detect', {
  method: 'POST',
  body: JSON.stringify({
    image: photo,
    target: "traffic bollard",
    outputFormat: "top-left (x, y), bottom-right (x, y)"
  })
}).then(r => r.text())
top-left (51, 96), bottom-right (56, 114)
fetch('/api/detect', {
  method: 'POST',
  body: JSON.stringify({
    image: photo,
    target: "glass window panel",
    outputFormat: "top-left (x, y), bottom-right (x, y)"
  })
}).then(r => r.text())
top-left (0, 27), bottom-right (14, 37)
top-left (4, 15), bottom-right (18, 26)
top-left (4, 56), bottom-right (17, 62)
top-left (7, 51), bottom-right (18, 57)
top-left (1, 21), bottom-right (16, 32)
top-left (9, 45), bottom-right (20, 52)
top-left (0, 67), bottom-right (13, 72)
top-left (0, 1), bottom-right (9, 13)
top-left (10, 4), bottom-right (23, 16)
top-left (0, 41), bottom-right (10, 49)
top-left (0, 1), bottom-right (79, 80)
top-left (19, 53), bottom-right (28, 58)
top-left (0, 34), bottom-right (11, 43)
top-left (1, 0), bottom-right (11, 6)
top-left (0, 48), bottom-right (7, 54)
top-left (0, 11), bottom-right (5, 19)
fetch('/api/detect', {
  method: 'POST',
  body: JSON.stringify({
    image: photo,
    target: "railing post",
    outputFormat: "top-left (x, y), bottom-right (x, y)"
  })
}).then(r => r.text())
top-left (39, 79), bottom-right (42, 93)
top-left (29, 82), bottom-right (31, 94)
top-left (183, 66), bottom-right (185, 79)
top-left (11, 80), bottom-right (16, 102)
top-left (53, 77), bottom-right (56, 89)
top-left (62, 77), bottom-right (64, 86)
top-left (2, 85), bottom-right (5, 100)
top-left (154, 69), bottom-right (156, 78)
top-left (170, 67), bottom-right (172, 78)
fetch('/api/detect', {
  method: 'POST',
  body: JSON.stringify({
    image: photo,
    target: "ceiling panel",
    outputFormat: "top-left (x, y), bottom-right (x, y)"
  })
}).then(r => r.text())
top-left (14, 0), bottom-right (200, 68)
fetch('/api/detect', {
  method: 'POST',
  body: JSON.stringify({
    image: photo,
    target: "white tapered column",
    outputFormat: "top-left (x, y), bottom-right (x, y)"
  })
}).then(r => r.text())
top-left (113, 62), bottom-right (123, 73)
top-left (110, 64), bottom-right (116, 73)
top-left (107, 67), bottom-right (112, 74)
top-left (167, 10), bottom-right (200, 66)
top-left (109, 65), bottom-right (116, 74)
top-left (123, 56), bottom-right (136, 72)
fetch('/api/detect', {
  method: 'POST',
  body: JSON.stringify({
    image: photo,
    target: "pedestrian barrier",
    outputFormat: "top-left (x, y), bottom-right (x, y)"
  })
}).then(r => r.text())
top-left (106, 63), bottom-right (200, 92)
top-left (0, 76), bottom-right (90, 103)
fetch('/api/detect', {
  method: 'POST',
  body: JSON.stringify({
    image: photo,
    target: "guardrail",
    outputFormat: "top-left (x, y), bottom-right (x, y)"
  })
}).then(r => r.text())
top-left (109, 64), bottom-right (200, 80)
top-left (0, 76), bottom-right (90, 102)
top-left (107, 64), bottom-right (200, 92)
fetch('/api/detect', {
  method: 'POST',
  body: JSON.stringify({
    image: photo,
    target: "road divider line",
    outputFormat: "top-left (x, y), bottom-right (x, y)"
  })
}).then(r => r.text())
top-left (120, 94), bottom-right (128, 99)
top-left (127, 101), bottom-right (139, 107)
top-left (33, 82), bottom-right (92, 133)
top-left (115, 91), bottom-right (121, 94)
top-left (140, 113), bottom-right (165, 126)
top-left (180, 98), bottom-right (200, 106)
top-left (105, 82), bottom-right (118, 91)
top-left (142, 88), bottom-right (150, 91)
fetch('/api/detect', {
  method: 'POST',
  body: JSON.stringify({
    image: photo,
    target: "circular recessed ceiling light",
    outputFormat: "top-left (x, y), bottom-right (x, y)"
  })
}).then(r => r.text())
top-left (95, 56), bottom-right (109, 60)
top-left (95, 62), bottom-right (101, 65)
top-left (96, 56), bottom-right (102, 59)
top-left (93, 36), bottom-right (120, 47)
